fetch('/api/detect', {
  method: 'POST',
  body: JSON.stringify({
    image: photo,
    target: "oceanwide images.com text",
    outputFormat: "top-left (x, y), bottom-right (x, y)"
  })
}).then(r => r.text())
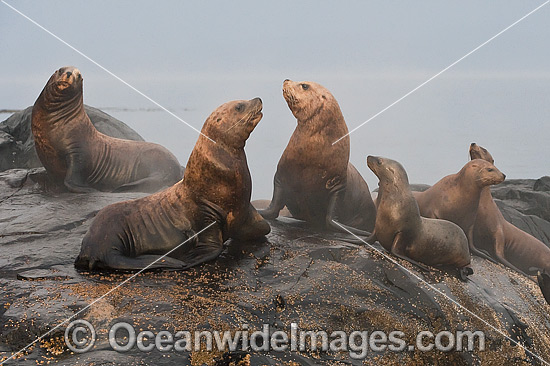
top-left (65, 320), bottom-right (485, 359)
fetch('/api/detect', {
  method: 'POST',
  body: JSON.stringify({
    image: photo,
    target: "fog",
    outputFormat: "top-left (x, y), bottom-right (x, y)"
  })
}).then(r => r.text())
top-left (1, 1), bottom-right (549, 198)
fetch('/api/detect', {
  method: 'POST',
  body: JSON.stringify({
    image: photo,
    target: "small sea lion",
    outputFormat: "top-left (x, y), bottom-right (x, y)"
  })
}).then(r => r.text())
top-left (364, 156), bottom-right (472, 279)
top-left (259, 79), bottom-right (376, 234)
top-left (414, 159), bottom-right (506, 261)
top-left (75, 98), bottom-right (270, 270)
top-left (32, 66), bottom-right (183, 193)
top-left (469, 143), bottom-right (550, 304)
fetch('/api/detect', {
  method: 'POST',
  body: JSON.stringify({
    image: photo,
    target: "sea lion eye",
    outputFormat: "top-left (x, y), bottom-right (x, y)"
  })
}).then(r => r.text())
top-left (301, 84), bottom-right (309, 90)
top-left (487, 168), bottom-right (494, 172)
top-left (235, 104), bottom-right (245, 112)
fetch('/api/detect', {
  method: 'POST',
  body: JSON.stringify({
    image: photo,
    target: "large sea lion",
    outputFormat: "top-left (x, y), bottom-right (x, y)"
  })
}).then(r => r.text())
top-left (363, 156), bottom-right (472, 279)
top-left (32, 66), bottom-right (183, 193)
top-left (75, 98), bottom-right (270, 270)
top-left (259, 80), bottom-right (376, 234)
top-left (414, 159), bottom-right (506, 261)
top-left (469, 144), bottom-right (550, 299)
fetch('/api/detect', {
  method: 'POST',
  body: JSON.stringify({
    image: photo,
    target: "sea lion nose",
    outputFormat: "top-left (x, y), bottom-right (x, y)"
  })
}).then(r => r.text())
top-left (502, 173), bottom-right (506, 179)
top-left (66, 71), bottom-right (72, 78)
top-left (470, 142), bottom-right (476, 147)
top-left (284, 79), bottom-right (290, 82)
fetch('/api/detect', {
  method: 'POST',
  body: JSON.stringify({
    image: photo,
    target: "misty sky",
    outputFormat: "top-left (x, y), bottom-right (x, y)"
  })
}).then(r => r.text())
top-left (1, 1), bottom-right (549, 198)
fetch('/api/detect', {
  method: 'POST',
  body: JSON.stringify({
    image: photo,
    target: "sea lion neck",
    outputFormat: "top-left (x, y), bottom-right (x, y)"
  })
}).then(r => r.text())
top-left (36, 81), bottom-right (85, 125)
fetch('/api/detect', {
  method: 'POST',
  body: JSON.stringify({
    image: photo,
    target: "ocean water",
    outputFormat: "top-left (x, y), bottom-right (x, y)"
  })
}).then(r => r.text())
top-left (2, 75), bottom-right (549, 199)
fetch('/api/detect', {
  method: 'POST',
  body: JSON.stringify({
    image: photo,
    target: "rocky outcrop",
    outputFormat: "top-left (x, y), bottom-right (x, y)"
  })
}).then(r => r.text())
top-left (0, 106), bottom-right (144, 172)
top-left (1, 170), bottom-right (550, 365)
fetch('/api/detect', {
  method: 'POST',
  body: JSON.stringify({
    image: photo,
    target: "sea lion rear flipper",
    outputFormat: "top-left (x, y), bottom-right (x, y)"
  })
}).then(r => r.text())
top-left (326, 187), bottom-right (370, 236)
top-left (537, 271), bottom-right (550, 305)
top-left (391, 233), bottom-right (431, 272)
top-left (104, 253), bottom-right (188, 271)
top-left (259, 174), bottom-right (286, 220)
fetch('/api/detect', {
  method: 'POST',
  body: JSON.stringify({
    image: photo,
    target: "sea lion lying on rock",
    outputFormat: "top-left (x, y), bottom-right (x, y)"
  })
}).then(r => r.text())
top-left (32, 66), bottom-right (183, 193)
top-left (75, 98), bottom-right (270, 271)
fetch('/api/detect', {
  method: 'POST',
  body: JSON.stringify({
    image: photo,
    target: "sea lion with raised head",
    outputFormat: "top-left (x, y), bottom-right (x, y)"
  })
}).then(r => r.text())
top-left (364, 156), bottom-right (472, 279)
top-left (414, 159), bottom-right (506, 261)
top-left (259, 80), bottom-right (376, 234)
top-left (75, 98), bottom-right (270, 270)
top-left (32, 66), bottom-right (183, 193)
top-left (469, 143), bottom-right (550, 304)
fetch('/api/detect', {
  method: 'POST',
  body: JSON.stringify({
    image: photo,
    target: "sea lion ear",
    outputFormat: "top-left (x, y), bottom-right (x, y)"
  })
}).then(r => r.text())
top-left (216, 118), bottom-right (222, 123)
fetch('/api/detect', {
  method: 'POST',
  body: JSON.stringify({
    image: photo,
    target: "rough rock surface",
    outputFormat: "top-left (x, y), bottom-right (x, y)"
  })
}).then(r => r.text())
top-left (0, 106), bottom-right (144, 172)
top-left (1, 172), bottom-right (550, 365)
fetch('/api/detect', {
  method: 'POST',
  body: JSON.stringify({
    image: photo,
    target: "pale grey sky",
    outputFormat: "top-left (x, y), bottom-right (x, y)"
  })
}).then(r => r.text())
top-left (1, 1), bottom-right (549, 198)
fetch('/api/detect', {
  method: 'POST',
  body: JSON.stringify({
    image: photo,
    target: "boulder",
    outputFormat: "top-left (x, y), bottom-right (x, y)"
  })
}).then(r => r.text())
top-left (1, 169), bottom-right (550, 365)
top-left (0, 105), bottom-right (144, 172)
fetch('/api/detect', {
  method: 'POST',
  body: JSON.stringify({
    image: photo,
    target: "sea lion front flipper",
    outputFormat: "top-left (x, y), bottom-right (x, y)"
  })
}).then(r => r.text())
top-left (390, 233), bottom-right (431, 272)
top-left (259, 174), bottom-right (286, 220)
top-left (64, 152), bottom-right (97, 193)
top-left (537, 271), bottom-right (550, 305)
top-left (104, 253), bottom-right (189, 271)
top-left (234, 204), bottom-right (271, 240)
top-left (180, 225), bottom-right (224, 269)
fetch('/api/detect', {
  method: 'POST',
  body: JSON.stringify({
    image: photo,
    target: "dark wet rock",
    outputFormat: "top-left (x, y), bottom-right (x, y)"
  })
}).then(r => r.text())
top-left (1, 173), bottom-right (550, 365)
top-left (491, 179), bottom-right (550, 231)
top-left (0, 105), bottom-right (144, 172)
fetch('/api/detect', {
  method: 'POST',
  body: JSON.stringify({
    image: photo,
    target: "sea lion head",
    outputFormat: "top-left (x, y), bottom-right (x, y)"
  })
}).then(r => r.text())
top-left (367, 155), bottom-right (409, 185)
top-left (44, 66), bottom-right (83, 102)
top-left (464, 159), bottom-right (506, 187)
top-left (202, 97), bottom-right (263, 149)
top-left (282, 79), bottom-right (339, 123)
top-left (469, 143), bottom-right (494, 164)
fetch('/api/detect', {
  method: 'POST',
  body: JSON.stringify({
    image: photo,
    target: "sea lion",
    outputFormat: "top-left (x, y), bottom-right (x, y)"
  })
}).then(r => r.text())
top-left (259, 79), bottom-right (376, 234)
top-left (32, 66), bottom-right (183, 193)
top-left (364, 156), bottom-right (472, 279)
top-left (469, 144), bottom-right (550, 280)
top-left (414, 159), bottom-right (506, 261)
top-left (75, 98), bottom-right (270, 270)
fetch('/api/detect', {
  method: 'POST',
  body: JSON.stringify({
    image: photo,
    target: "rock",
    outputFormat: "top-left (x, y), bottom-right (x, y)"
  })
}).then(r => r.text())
top-left (492, 178), bottom-right (550, 226)
top-left (1, 175), bottom-right (550, 365)
top-left (0, 105), bottom-right (144, 172)
top-left (534, 176), bottom-right (550, 192)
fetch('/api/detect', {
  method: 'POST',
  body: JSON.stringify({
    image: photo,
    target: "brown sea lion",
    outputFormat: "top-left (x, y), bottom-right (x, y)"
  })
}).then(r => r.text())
top-left (259, 80), bottom-right (376, 235)
top-left (414, 159), bottom-right (506, 261)
top-left (469, 144), bottom-right (550, 281)
top-left (75, 98), bottom-right (270, 270)
top-left (32, 66), bottom-right (183, 193)
top-left (363, 156), bottom-right (472, 279)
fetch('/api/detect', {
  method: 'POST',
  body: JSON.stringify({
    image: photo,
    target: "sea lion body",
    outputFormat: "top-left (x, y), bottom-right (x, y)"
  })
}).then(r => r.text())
top-left (366, 156), bottom-right (471, 276)
top-left (259, 80), bottom-right (376, 234)
top-left (414, 159), bottom-right (506, 259)
top-left (75, 98), bottom-right (270, 271)
top-left (32, 66), bottom-right (183, 193)
top-left (469, 143), bottom-right (550, 276)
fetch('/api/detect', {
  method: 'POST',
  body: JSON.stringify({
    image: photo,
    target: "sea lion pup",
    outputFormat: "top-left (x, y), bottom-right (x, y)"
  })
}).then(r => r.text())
top-left (365, 156), bottom-right (472, 279)
top-left (259, 79), bottom-right (376, 235)
top-left (75, 98), bottom-right (270, 271)
top-left (32, 66), bottom-right (183, 193)
top-left (414, 159), bottom-right (506, 261)
top-left (469, 143), bottom-right (550, 303)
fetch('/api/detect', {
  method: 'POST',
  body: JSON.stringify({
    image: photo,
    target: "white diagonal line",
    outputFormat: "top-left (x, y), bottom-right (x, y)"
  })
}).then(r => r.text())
top-left (333, 1), bottom-right (549, 145)
top-left (1, 0), bottom-right (216, 144)
top-left (332, 220), bottom-right (550, 366)
top-left (0, 221), bottom-right (217, 365)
